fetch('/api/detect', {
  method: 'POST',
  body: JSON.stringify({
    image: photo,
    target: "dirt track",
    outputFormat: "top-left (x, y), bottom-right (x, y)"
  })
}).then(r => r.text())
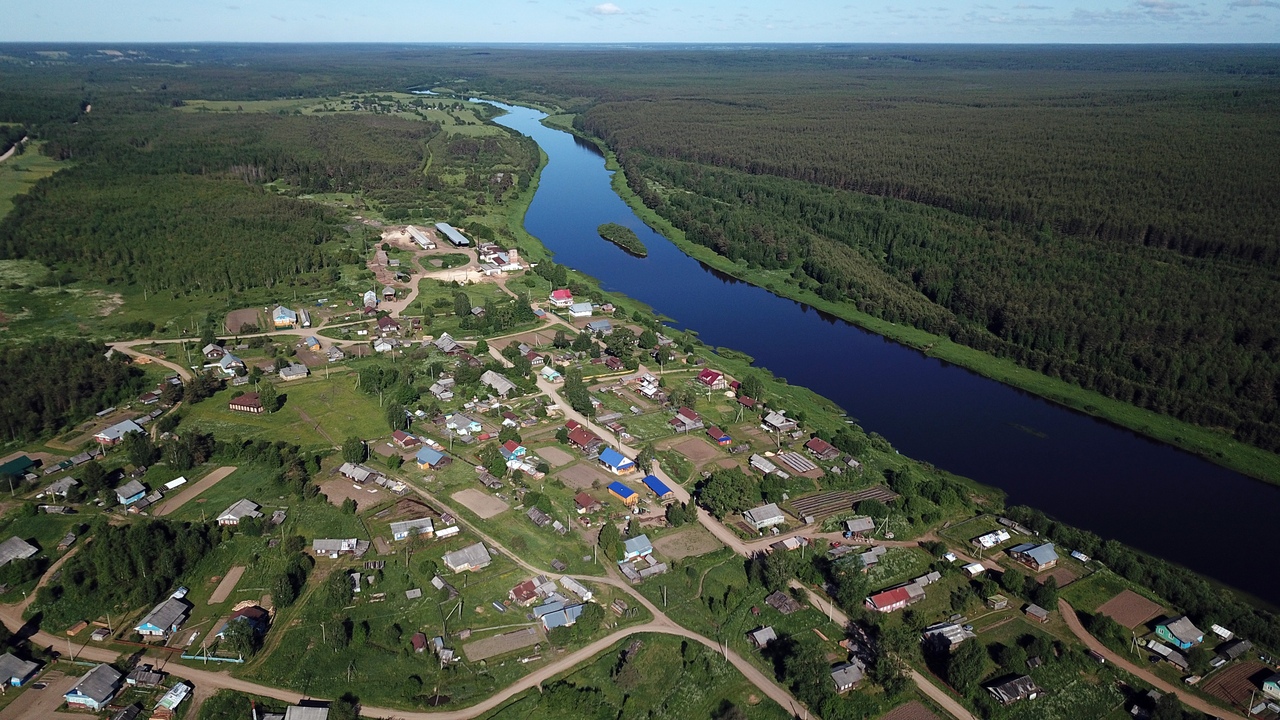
top-left (156, 466), bottom-right (238, 517)
top-left (208, 565), bottom-right (246, 604)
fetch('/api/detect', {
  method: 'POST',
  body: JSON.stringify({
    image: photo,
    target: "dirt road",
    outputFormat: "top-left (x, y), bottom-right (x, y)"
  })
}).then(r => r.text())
top-left (156, 466), bottom-right (237, 517)
top-left (1059, 599), bottom-right (1245, 720)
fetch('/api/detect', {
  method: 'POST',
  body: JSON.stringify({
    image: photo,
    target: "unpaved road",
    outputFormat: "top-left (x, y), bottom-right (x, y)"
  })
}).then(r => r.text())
top-left (156, 466), bottom-right (238, 517)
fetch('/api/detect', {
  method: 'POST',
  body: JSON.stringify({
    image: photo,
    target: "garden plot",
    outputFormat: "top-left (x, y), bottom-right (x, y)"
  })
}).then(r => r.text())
top-left (451, 488), bottom-right (510, 519)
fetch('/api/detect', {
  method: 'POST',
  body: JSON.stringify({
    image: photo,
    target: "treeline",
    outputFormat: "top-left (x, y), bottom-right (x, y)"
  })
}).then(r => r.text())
top-left (620, 156), bottom-right (1280, 452)
top-left (35, 519), bottom-right (216, 628)
top-left (0, 339), bottom-right (146, 441)
top-left (581, 77), bottom-right (1280, 265)
top-left (1005, 505), bottom-right (1280, 651)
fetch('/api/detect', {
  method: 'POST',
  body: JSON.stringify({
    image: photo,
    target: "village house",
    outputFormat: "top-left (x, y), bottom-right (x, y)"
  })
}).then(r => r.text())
top-left (1006, 542), bottom-right (1059, 571)
top-left (429, 379), bottom-right (455, 401)
top-left (480, 370), bottom-right (517, 397)
top-left (568, 302), bottom-right (593, 318)
top-left (217, 353), bottom-right (245, 376)
top-left (64, 664), bottom-right (123, 712)
top-left (608, 481), bottom-right (639, 507)
top-left (923, 623), bottom-right (976, 651)
top-left (1155, 616), bottom-right (1204, 649)
top-left (743, 503), bottom-right (786, 531)
top-left (94, 419), bottom-right (145, 446)
top-left (706, 426), bottom-right (731, 445)
top-left (229, 392), bottom-right (264, 414)
top-left (761, 411), bottom-right (797, 433)
top-left (843, 516), bottom-right (876, 534)
top-left (696, 368), bottom-right (728, 390)
top-left (383, 286), bottom-right (396, 300)
top-left (377, 316), bottom-right (401, 336)
top-left (540, 366), bottom-right (563, 383)
top-left (338, 463), bottom-right (378, 484)
top-left (1263, 673), bottom-right (1280, 701)
top-left (804, 436), bottom-right (840, 461)
top-left (622, 535), bottom-right (654, 561)
top-left (392, 430), bottom-right (420, 449)
top-left (499, 440), bottom-right (527, 461)
top-left (560, 576), bottom-right (593, 602)
top-left (327, 346), bottom-right (346, 362)
top-left (748, 626), bottom-right (777, 649)
top-left (549, 288), bottom-right (574, 307)
top-left (446, 413), bottom-right (483, 436)
top-left (598, 448), bottom-right (636, 475)
top-left (509, 580), bottom-right (540, 607)
top-left (312, 538), bottom-right (360, 557)
top-left (135, 596), bottom-right (190, 638)
top-left (416, 447), bottom-right (447, 470)
top-left (670, 406), bottom-right (704, 433)
top-left (202, 343), bottom-right (225, 360)
top-left (830, 660), bottom-right (866, 693)
top-left (216, 499), bottom-right (263, 526)
top-left (114, 479), bottom-right (147, 506)
top-left (526, 506), bottom-right (552, 527)
top-left (865, 584), bottom-right (925, 613)
top-left (987, 675), bottom-right (1042, 706)
top-left (0, 537), bottom-right (37, 568)
top-left (568, 425), bottom-right (603, 453)
top-left (443, 543), bottom-right (492, 573)
top-left (535, 601), bottom-right (585, 630)
top-left (586, 319), bottom-right (613, 335)
top-left (273, 306), bottom-right (298, 329)
top-left (574, 492), bottom-right (601, 513)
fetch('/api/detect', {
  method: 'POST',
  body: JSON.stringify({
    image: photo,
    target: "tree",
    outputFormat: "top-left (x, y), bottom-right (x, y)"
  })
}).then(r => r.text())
top-left (946, 637), bottom-right (987, 692)
top-left (598, 520), bottom-right (623, 561)
top-left (221, 617), bottom-right (261, 657)
top-left (341, 497), bottom-right (357, 514)
top-left (638, 329), bottom-right (658, 349)
top-left (387, 454), bottom-right (404, 470)
top-left (453, 290), bottom-right (471, 318)
top-left (859, 499), bottom-right (889, 517)
top-left (1000, 569), bottom-right (1025, 598)
top-left (258, 381), bottom-right (279, 414)
top-left (697, 468), bottom-right (757, 519)
top-left (326, 571), bottom-right (353, 608)
top-left (122, 431), bottom-right (156, 468)
top-left (740, 373), bottom-right (765, 399)
top-left (342, 437), bottom-right (368, 464)
top-left (1032, 576), bottom-right (1058, 609)
top-left (635, 444), bottom-right (657, 474)
top-left (571, 330), bottom-right (593, 353)
top-left (552, 329), bottom-right (569, 348)
top-left (761, 551), bottom-right (794, 592)
top-left (475, 338), bottom-right (489, 355)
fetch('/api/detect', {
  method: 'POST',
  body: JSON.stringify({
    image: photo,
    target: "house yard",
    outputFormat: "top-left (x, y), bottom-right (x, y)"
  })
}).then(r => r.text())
top-left (533, 445), bottom-right (574, 467)
top-left (318, 476), bottom-right (380, 511)
top-left (557, 463), bottom-right (612, 490)
top-left (225, 307), bottom-right (262, 333)
top-left (1037, 566), bottom-right (1080, 588)
top-left (671, 436), bottom-right (720, 464)
top-left (652, 527), bottom-right (723, 560)
top-left (451, 488), bottom-right (510, 519)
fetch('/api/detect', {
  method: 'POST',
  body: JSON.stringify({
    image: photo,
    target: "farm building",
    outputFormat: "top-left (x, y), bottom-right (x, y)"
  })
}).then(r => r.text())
top-left (391, 518), bottom-right (435, 541)
top-left (843, 516), bottom-right (875, 534)
top-left (743, 503), bottom-right (786, 531)
top-left (94, 419), bottom-right (145, 446)
top-left (435, 222), bottom-right (470, 247)
top-left (1024, 604), bottom-right (1050, 623)
top-left (135, 597), bottom-right (190, 637)
top-left (279, 363), bottom-right (309, 381)
top-left (748, 627), bottom-right (776, 648)
top-left (0, 537), bottom-right (37, 567)
top-left (560, 576), bottom-right (593, 602)
top-left (1155, 616), bottom-right (1204, 649)
top-left (407, 225), bottom-right (435, 249)
top-left (750, 454), bottom-right (779, 475)
top-left (443, 543), bottom-right (492, 573)
top-left (64, 664), bottom-right (123, 711)
top-left (216, 499), bottom-right (263, 526)
top-left (1007, 542), bottom-right (1059, 571)
top-left (229, 393), bottom-right (264, 414)
top-left (0, 653), bottom-right (38, 687)
top-left (598, 448), bottom-right (636, 475)
top-left (804, 437), bottom-right (840, 460)
top-left (608, 481), bottom-right (639, 506)
top-left (641, 474), bottom-right (674, 500)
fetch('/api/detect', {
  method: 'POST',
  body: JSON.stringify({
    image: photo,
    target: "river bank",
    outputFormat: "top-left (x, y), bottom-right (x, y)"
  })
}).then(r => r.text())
top-left (541, 116), bottom-right (1280, 489)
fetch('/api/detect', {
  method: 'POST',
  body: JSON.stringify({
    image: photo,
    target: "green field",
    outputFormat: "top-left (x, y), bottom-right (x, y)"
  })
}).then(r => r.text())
top-left (177, 93), bottom-right (507, 137)
top-left (181, 373), bottom-right (383, 450)
top-left (0, 143), bottom-right (64, 220)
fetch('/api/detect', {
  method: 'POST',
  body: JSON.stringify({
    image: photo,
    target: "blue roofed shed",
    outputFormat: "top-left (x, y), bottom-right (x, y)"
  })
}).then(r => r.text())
top-left (416, 447), bottom-right (446, 469)
top-left (607, 481), bottom-right (638, 506)
top-left (641, 474), bottom-right (674, 500)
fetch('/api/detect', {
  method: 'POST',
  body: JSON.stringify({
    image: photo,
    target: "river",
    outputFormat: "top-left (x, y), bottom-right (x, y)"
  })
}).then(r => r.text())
top-left (484, 100), bottom-right (1280, 606)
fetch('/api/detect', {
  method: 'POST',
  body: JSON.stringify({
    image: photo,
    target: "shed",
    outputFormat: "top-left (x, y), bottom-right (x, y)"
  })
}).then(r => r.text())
top-left (748, 626), bottom-right (777, 648)
top-left (607, 481), bottom-right (638, 507)
top-left (1024, 603), bottom-right (1050, 623)
top-left (574, 493), bottom-right (601, 513)
top-left (442, 543), bottom-right (492, 573)
top-left (641, 474), bottom-right (673, 500)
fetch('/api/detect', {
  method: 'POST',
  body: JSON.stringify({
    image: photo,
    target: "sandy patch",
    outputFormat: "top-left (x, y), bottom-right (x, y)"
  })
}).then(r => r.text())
top-left (1097, 589), bottom-right (1165, 629)
top-left (672, 436), bottom-right (720, 463)
top-left (534, 446), bottom-right (574, 467)
top-left (1037, 567), bottom-right (1079, 588)
top-left (557, 464), bottom-right (612, 490)
top-left (91, 290), bottom-right (124, 317)
top-left (652, 527), bottom-right (723, 560)
top-left (208, 565), bottom-right (246, 604)
top-left (451, 488), bottom-right (510, 519)
top-left (319, 477), bottom-right (378, 511)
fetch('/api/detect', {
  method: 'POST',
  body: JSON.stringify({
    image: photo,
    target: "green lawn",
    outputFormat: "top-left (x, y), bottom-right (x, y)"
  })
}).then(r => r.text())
top-left (0, 143), bottom-right (65, 220)
top-left (181, 373), bottom-right (383, 451)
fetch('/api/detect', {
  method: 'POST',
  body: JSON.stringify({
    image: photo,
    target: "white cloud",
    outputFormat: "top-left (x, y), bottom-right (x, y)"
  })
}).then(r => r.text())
top-left (1229, 0), bottom-right (1280, 8)
top-left (590, 3), bottom-right (625, 15)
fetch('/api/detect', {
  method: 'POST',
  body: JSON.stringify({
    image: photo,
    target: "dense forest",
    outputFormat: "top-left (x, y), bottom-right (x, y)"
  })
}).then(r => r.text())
top-left (0, 339), bottom-right (146, 441)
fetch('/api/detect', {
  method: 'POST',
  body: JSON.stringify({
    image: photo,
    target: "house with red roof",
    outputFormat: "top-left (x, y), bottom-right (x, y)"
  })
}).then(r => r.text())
top-left (567, 427), bottom-right (603, 453)
top-left (549, 289), bottom-right (574, 308)
top-left (574, 492), bottom-right (601, 513)
top-left (707, 426), bottom-right (732, 446)
top-left (500, 440), bottom-right (527, 460)
top-left (804, 437), bottom-right (840, 461)
top-left (392, 431), bottom-right (420, 449)
top-left (376, 316), bottom-right (402, 336)
top-left (509, 579), bottom-right (539, 606)
top-left (696, 369), bottom-right (728, 390)
top-left (865, 585), bottom-right (926, 613)
top-left (670, 407), bottom-right (704, 433)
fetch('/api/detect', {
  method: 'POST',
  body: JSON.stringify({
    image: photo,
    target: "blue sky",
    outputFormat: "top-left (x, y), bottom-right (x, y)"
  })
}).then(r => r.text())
top-left (4, 0), bottom-right (1278, 43)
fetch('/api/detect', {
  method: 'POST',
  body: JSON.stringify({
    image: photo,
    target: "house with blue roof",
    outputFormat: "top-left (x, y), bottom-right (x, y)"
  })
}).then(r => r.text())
top-left (607, 481), bottom-right (638, 507)
top-left (1007, 542), bottom-right (1058, 571)
top-left (586, 319), bottom-right (613, 335)
top-left (622, 535), bottom-right (654, 561)
top-left (416, 447), bottom-right (447, 470)
top-left (273, 306), bottom-right (298, 329)
top-left (536, 602), bottom-right (585, 630)
top-left (598, 448), bottom-right (636, 475)
top-left (641, 475), bottom-right (674, 501)
top-left (217, 353), bottom-right (245, 376)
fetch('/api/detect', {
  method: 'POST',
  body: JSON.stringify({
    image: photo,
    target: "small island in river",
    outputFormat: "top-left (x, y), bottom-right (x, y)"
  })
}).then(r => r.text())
top-left (597, 222), bottom-right (648, 257)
